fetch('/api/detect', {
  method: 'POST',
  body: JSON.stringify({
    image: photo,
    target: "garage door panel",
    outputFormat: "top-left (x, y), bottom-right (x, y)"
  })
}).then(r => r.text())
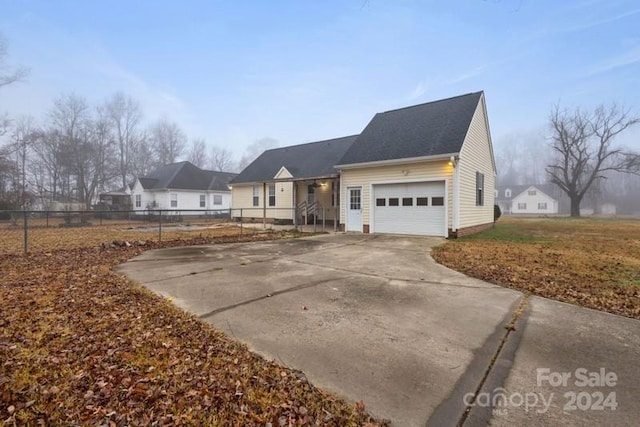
top-left (373, 182), bottom-right (445, 236)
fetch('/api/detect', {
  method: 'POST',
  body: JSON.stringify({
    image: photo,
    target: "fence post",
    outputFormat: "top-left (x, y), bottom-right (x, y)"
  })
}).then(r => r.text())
top-left (23, 210), bottom-right (28, 254)
top-left (240, 209), bottom-right (243, 235)
top-left (158, 210), bottom-right (163, 242)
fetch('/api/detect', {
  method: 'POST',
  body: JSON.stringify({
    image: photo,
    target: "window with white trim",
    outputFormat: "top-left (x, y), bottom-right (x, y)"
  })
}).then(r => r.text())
top-left (170, 193), bottom-right (177, 208)
top-left (268, 184), bottom-right (276, 207)
top-left (538, 202), bottom-right (547, 210)
top-left (199, 194), bottom-right (205, 208)
top-left (528, 189), bottom-right (537, 196)
top-left (518, 202), bottom-right (526, 210)
top-left (213, 194), bottom-right (222, 205)
top-left (505, 189), bottom-right (511, 197)
top-left (135, 194), bottom-right (141, 208)
top-left (252, 185), bottom-right (259, 206)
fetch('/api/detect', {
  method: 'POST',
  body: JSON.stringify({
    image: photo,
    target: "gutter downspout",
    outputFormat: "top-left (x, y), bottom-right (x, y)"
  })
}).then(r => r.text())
top-left (453, 157), bottom-right (460, 235)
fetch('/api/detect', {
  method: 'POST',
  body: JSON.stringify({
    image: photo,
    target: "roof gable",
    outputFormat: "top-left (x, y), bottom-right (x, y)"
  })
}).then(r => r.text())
top-left (274, 166), bottom-right (293, 180)
top-left (231, 135), bottom-right (358, 184)
top-left (337, 92), bottom-right (483, 166)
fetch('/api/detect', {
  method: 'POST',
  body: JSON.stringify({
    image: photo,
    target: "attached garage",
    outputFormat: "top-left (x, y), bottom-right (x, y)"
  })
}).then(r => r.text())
top-left (372, 181), bottom-right (446, 236)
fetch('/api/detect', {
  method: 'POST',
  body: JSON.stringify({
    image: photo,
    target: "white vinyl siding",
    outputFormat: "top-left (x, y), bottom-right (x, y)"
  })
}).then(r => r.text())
top-left (511, 186), bottom-right (558, 214)
top-left (231, 182), bottom-right (294, 220)
top-left (457, 95), bottom-right (495, 229)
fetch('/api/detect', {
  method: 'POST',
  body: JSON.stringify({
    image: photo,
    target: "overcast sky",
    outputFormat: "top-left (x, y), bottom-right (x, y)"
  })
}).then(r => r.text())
top-left (1, 0), bottom-right (639, 159)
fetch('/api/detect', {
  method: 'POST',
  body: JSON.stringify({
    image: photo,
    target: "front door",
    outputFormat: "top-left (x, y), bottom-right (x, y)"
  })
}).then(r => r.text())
top-left (347, 187), bottom-right (362, 232)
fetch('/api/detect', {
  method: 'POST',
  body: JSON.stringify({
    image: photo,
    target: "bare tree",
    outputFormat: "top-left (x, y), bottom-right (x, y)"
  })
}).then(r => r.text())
top-left (9, 116), bottom-right (40, 208)
top-left (32, 128), bottom-right (66, 202)
top-left (238, 137), bottom-right (279, 171)
top-left (187, 138), bottom-right (207, 168)
top-left (209, 145), bottom-right (235, 172)
top-left (130, 134), bottom-right (155, 179)
top-left (104, 92), bottom-right (143, 189)
top-left (49, 94), bottom-right (117, 207)
top-left (1, 33), bottom-right (29, 136)
top-left (0, 34), bottom-right (28, 88)
top-left (149, 116), bottom-right (186, 166)
top-left (546, 104), bottom-right (640, 217)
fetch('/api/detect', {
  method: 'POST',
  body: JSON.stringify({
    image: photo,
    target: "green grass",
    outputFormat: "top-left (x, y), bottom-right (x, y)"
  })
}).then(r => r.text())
top-left (461, 222), bottom-right (551, 243)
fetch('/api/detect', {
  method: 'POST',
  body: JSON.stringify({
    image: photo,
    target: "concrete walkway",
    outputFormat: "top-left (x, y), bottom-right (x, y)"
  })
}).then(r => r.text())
top-left (116, 234), bottom-right (640, 426)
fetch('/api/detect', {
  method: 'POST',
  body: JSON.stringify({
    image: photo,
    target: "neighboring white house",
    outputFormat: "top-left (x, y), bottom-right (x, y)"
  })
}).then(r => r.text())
top-left (131, 161), bottom-right (236, 214)
top-left (496, 185), bottom-right (559, 215)
top-left (232, 91), bottom-right (496, 237)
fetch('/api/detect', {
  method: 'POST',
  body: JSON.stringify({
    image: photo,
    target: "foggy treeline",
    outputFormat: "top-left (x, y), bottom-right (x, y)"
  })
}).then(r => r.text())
top-left (495, 130), bottom-right (640, 214)
top-left (0, 91), bottom-right (281, 210)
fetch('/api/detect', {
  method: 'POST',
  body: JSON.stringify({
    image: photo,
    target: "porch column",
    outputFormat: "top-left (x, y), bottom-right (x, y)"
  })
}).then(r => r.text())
top-left (292, 181), bottom-right (297, 227)
top-left (262, 183), bottom-right (266, 228)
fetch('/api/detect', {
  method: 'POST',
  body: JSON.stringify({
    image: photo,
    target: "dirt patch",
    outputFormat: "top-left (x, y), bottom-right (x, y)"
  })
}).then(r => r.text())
top-left (432, 217), bottom-right (640, 319)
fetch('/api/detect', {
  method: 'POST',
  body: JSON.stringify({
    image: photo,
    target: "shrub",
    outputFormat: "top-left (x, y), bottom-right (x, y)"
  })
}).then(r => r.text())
top-left (494, 204), bottom-right (502, 222)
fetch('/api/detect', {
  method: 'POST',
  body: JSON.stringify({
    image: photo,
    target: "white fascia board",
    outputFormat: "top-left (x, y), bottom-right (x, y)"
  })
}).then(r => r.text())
top-left (335, 152), bottom-right (459, 170)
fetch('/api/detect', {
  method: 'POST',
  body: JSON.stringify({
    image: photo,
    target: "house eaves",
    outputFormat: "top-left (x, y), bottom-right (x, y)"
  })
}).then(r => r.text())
top-left (336, 152), bottom-right (458, 170)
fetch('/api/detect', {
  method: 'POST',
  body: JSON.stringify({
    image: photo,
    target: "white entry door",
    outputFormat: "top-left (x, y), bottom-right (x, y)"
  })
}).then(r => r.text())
top-left (346, 187), bottom-right (363, 232)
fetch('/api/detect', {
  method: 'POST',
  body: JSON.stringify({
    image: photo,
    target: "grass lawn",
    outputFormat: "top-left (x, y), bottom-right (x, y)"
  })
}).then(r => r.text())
top-left (0, 230), bottom-right (385, 426)
top-left (432, 217), bottom-right (640, 319)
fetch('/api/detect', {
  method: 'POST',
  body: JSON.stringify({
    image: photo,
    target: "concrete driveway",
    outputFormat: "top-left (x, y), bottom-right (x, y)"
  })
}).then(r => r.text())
top-left (117, 234), bottom-right (640, 426)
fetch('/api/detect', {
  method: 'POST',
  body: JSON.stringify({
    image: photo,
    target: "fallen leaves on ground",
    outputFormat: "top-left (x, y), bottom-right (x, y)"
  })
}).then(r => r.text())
top-left (0, 231), bottom-right (387, 426)
top-left (0, 218), bottom-right (247, 255)
top-left (432, 217), bottom-right (640, 319)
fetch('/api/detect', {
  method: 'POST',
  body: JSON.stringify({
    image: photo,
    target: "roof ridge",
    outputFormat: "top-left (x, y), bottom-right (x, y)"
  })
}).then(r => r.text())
top-left (262, 134), bottom-right (360, 154)
top-left (379, 91), bottom-right (483, 115)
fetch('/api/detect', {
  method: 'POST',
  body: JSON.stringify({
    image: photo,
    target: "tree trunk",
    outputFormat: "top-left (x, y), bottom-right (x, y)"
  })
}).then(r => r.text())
top-left (570, 196), bottom-right (581, 217)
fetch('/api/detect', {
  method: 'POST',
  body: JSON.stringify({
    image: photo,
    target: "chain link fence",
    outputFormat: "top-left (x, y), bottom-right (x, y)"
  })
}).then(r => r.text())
top-left (0, 207), bottom-right (340, 255)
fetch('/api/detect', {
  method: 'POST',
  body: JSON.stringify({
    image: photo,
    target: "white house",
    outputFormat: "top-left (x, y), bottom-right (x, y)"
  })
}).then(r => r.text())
top-left (496, 185), bottom-right (559, 215)
top-left (231, 91), bottom-right (496, 237)
top-left (131, 161), bottom-right (236, 214)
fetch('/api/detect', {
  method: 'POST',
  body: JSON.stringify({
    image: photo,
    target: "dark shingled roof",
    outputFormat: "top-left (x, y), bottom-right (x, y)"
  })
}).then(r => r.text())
top-left (139, 161), bottom-right (236, 192)
top-left (337, 92), bottom-right (483, 166)
top-left (231, 135), bottom-right (358, 184)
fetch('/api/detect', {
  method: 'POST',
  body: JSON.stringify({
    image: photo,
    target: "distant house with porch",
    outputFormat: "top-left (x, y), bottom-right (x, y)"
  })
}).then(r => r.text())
top-left (99, 188), bottom-right (132, 210)
top-left (131, 161), bottom-right (236, 213)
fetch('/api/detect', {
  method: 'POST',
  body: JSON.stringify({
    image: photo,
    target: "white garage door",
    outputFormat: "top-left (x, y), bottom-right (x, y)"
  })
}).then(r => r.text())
top-left (372, 181), bottom-right (446, 236)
